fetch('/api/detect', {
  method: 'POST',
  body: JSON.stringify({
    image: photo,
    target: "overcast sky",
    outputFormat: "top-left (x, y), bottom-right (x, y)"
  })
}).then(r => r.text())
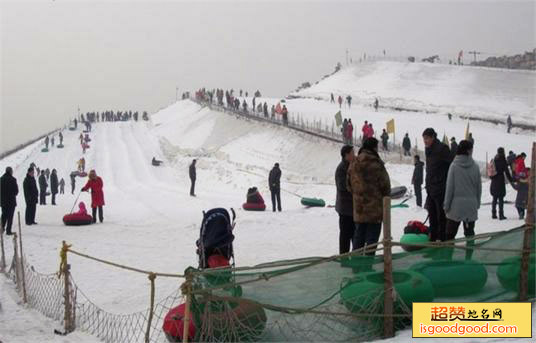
top-left (1, 0), bottom-right (534, 153)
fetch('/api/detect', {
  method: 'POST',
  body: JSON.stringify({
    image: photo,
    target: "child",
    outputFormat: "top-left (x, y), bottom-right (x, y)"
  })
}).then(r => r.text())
top-left (513, 168), bottom-right (530, 220)
top-left (76, 202), bottom-right (88, 216)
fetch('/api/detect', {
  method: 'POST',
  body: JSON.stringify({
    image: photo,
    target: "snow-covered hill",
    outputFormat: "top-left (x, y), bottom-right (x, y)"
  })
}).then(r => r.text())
top-left (291, 61), bottom-right (536, 127)
top-left (0, 100), bottom-right (531, 342)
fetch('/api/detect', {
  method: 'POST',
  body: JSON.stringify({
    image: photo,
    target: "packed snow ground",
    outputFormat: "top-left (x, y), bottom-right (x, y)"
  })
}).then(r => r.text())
top-left (291, 61), bottom-right (536, 127)
top-left (0, 99), bottom-right (533, 341)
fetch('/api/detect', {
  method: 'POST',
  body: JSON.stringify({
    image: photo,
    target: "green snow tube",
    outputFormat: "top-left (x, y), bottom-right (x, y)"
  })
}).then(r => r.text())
top-left (497, 254), bottom-right (535, 296)
top-left (341, 270), bottom-right (434, 327)
top-left (410, 259), bottom-right (487, 297)
top-left (300, 197), bottom-right (325, 207)
top-left (57, 144), bottom-right (65, 148)
top-left (41, 148), bottom-right (49, 153)
top-left (400, 233), bottom-right (429, 252)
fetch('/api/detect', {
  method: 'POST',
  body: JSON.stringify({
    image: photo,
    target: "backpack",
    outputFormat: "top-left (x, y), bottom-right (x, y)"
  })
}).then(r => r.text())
top-left (196, 208), bottom-right (236, 269)
top-left (487, 158), bottom-right (497, 178)
top-left (404, 220), bottom-right (428, 235)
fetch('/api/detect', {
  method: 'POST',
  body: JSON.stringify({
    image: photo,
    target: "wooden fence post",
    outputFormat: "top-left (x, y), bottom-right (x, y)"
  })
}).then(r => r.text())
top-left (0, 221), bottom-right (5, 273)
top-left (62, 241), bottom-right (73, 333)
top-left (12, 233), bottom-right (20, 290)
top-left (145, 273), bottom-right (156, 343)
top-left (182, 271), bottom-right (193, 343)
top-left (17, 212), bottom-right (27, 303)
top-left (383, 196), bottom-right (394, 338)
top-left (519, 142), bottom-right (536, 301)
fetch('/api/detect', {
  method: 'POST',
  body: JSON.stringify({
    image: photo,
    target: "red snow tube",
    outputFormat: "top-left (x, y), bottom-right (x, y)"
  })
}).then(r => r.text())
top-left (242, 202), bottom-right (266, 211)
top-left (163, 303), bottom-right (196, 342)
top-left (63, 213), bottom-right (93, 226)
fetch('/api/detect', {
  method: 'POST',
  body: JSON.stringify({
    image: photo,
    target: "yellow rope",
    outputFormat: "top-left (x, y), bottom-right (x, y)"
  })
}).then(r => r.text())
top-left (58, 241), bottom-right (72, 278)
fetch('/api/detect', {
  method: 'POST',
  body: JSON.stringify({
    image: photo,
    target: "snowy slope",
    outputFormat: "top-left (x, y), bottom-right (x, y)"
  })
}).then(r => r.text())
top-left (0, 99), bottom-right (531, 341)
top-left (291, 61), bottom-right (536, 126)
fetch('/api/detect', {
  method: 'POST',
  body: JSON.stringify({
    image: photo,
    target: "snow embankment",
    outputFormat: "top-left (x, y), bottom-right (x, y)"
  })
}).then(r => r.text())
top-left (291, 61), bottom-right (536, 127)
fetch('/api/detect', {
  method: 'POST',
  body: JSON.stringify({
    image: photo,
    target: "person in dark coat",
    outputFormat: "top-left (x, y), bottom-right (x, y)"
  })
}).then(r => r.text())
top-left (23, 168), bottom-right (38, 225)
top-left (450, 137), bottom-right (458, 159)
top-left (380, 129), bottom-right (389, 151)
top-left (512, 169), bottom-right (529, 220)
top-left (411, 155), bottom-right (424, 207)
top-left (59, 132), bottom-right (63, 146)
top-left (1, 167), bottom-right (19, 235)
top-left (506, 115), bottom-right (512, 133)
top-left (347, 138), bottom-right (391, 255)
top-left (70, 173), bottom-right (76, 194)
top-left (506, 150), bottom-right (517, 174)
top-left (335, 145), bottom-right (355, 254)
top-left (269, 163), bottom-right (282, 212)
top-left (38, 170), bottom-right (48, 205)
top-left (50, 169), bottom-right (59, 205)
top-left (402, 133), bottom-right (411, 156)
top-left (189, 159), bottom-right (196, 196)
top-left (422, 128), bottom-right (452, 242)
top-left (44, 136), bottom-right (49, 149)
top-left (490, 147), bottom-right (513, 220)
top-left (59, 178), bottom-right (65, 194)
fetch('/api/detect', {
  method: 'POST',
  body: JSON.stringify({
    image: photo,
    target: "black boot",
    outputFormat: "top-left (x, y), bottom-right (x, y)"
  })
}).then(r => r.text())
top-left (492, 212), bottom-right (497, 219)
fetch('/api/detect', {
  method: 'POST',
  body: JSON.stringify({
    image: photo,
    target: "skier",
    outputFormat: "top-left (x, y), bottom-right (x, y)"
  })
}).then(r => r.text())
top-left (506, 115), bottom-right (513, 134)
top-left (59, 178), bottom-right (65, 195)
top-left (269, 163), bottom-right (282, 212)
top-left (380, 129), bottom-right (389, 151)
top-left (335, 146), bottom-right (355, 254)
top-left (38, 170), bottom-right (48, 205)
top-left (373, 98), bottom-right (379, 112)
top-left (1, 167), bottom-right (18, 235)
top-left (346, 95), bottom-right (352, 108)
top-left (81, 170), bottom-right (105, 223)
top-left (402, 133), bottom-right (411, 156)
top-left (422, 128), bottom-right (452, 241)
top-left (23, 168), bottom-right (38, 226)
top-left (337, 95), bottom-right (343, 108)
top-left (189, 159), bottom-right (196, 197)
top-left (50, 169), bottom-right (59, 205)
top-left (59, 132), bottom-right (63, 146)
top-left (45, 136), bottom-right (50, 149)
top-left (347, 137), bottom-right (391, 255)
top-left (411, 155), bottom-right (424, 207)
top-left (70, 173), bottom-right (76, 194)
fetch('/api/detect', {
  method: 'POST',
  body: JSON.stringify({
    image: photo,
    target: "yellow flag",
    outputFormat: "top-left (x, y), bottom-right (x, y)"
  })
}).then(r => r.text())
top-left (386, 119), bottom-right (395, 134)
top-left (464, 121), bottom-right (470, 139)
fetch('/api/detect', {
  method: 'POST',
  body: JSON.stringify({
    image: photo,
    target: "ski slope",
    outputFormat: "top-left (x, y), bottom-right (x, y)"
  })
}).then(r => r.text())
top-left (291, 61), bottom-right (536, 127)
top-left (0, 99), bottom-right (531, 341)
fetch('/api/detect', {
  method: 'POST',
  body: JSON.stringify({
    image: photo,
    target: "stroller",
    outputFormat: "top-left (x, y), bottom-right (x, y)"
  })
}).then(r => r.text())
top-left (196, 208), bottom-right (236, 269)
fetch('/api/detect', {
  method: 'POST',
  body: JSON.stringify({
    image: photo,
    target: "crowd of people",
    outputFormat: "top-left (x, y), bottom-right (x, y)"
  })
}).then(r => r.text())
top-left (73, 110), bottom-right (149, 124)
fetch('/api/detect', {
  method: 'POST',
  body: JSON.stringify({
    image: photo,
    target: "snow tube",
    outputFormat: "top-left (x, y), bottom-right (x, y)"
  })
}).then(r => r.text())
top-left (57, 144), bottom-right (65, 148)
top-left (301, 197), bottom-right (325, 207)
top-left (82, 143), bottom-right (90, 149)
top-left (339, 255), bottom-right (376, 273)
top-left (163, 303), bottom-right (196, 342)
top-left (410, 259), bottom-right (487, 297)
top-left (390, 186), bottom-right (407, 199)
top-left (341, 270), bottom-right (434, 327)
top-left (242, 203), bottom-right (266, 211)
top-left (497, 254), bottom-right (535, 295)
top-left (400, 233), bottom-right (429, 252)
top-left (68, 127), bottom-right (76, 131)
top-left (199, 298), bottom-right (267, 342)
top-left (63, 213), bottom-right (93, 226)
top-left (41, 148), bottom-right (49, 153)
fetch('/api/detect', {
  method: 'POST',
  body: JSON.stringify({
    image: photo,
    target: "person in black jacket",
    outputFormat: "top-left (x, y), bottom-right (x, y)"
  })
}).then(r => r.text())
top-left (411, 155), bottom-right (424, 207)
top-left (38, 170), bottom-right (48, 205)
top-left (269, 163), bottom-right (282, 212)
top-left (490, 147), bottom-right (513, 220)
top-left (402, 133), bottom-right (411, 156)
top-left (335, 146), bottom-right (355, 253)
top-left (422, 128), bottom-right (452, 241)
top-left (23, 168), bottom-right (39, 225)
top-left (50, 169), bottom-right (59, 205)
top-left (1, 167), bottom-right (19, 235)
top-left (450, 137), bottom-right (458, 159)
top-left (189, 159), bottom-right (196, 196)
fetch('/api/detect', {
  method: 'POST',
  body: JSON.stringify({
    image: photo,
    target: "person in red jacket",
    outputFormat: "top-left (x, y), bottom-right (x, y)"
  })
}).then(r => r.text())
top-left (81, 170), bottom-right (105, 223)
top-left (345, 119), bottom-right (354, 145)
top-left (514, 153), bottom-right (528, 179)
top-left (361, 121), bottom-right (369, 139)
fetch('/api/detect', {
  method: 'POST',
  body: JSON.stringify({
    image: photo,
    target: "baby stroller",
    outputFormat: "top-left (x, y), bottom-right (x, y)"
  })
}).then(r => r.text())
top-left (196, 208), bottom-right (236, 269)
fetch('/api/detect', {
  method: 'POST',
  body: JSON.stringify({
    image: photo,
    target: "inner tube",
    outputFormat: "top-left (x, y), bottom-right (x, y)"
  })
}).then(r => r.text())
top-left (400, 233), bottom-right (429, 252)
top-left (341, 270), bottom-right (434, 327)
top-left (163, 303), bottom-right (196, 342)
top-left (197, 298), bottom-right (267, 342)
top-left (300, 197), bottom-right (325, 207)
top-left (41, 148), bottom-right (49, 153)
top-left (390, 186), bottom-right (407, 199)
top-left (57, 144), bottom-right (65, 148)
top-left (410, 259), bottom-right (487, 297)
top-left (497, 254), bottom-right (535, 295)
top-left (242, 203), bottom-right (266, 211)
top-left (63, 213), bottom-right (93, 226)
